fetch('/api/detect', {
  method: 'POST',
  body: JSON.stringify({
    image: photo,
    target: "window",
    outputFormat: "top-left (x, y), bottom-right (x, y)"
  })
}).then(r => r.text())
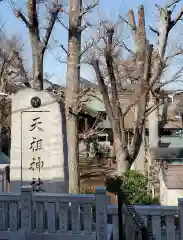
top-left (168, 159), bottom-right (183, 164)
top-left (98, 135), bottom-right (107, 142)
top-left (160, 129), bottom-right (182, 137)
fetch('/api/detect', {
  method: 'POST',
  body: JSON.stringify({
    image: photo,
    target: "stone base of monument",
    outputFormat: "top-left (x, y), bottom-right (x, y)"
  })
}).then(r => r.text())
top-left (10, 88), bottom-right (69, 193)
top-left (10, 178), bottom-right (68, 193)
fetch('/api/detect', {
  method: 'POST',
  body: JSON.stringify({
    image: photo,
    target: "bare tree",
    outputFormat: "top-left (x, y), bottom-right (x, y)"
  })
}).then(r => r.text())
top-left (65, 0), bottom-right (98, 193)
top-left (89, 2), bottom-right (183, 174)
top-left (0, 34), bottom-right (30, 151)
top-left (0, 36), bottom-right (30, 89)
top-left (11, 0), bottom-right (63, 90)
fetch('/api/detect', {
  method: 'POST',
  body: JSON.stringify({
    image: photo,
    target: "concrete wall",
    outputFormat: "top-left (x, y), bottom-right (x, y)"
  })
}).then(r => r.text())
top-left (160, 170), bottom-right (183, 206)
top-left (160, 135), bottom-right (183, 148)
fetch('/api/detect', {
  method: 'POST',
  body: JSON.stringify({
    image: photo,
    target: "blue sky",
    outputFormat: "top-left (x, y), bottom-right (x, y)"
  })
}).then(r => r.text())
top-left (0, 0), bottom-right (182, 88)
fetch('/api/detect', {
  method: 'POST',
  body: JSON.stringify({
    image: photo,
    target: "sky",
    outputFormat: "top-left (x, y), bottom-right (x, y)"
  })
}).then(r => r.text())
top-left (0, 0), bottom-right (182, 89)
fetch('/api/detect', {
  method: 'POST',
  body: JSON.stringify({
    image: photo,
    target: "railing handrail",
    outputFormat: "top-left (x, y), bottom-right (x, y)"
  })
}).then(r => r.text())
top-left (0, 186), bottom-right (182, 240)
top-left (32, 192), bottom-right (95, 203)
top-left (108, 204), bottom-right (179, 216)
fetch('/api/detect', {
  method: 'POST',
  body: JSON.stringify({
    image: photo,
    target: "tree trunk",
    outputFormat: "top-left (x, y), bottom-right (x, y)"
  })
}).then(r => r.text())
top-left (148, 94), bottom-right (159, 148)
top-left (65, 0), bottom-right (81, 193)
top-left (132, 126), bottom-right (146, 173)
top-left (159, 98), bottom-right (168, 128)
top-left (0, 116), bottom-right (2, 152)
top-left (30, 38), bottom-right (44, 90)
top-left (0, 88), bottom-right (6, 152)
top-left (35, 51), bottom-right (43, 90)
top-left (114, 134), bottom-right (131, 174)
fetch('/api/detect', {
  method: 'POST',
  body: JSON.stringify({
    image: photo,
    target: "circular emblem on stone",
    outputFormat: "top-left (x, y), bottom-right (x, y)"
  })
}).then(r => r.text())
top-left (31, 96), bottom-right (41, 108)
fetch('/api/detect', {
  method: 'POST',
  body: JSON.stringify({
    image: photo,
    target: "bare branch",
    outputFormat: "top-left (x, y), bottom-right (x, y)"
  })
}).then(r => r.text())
top-left (16, 10), bottom-right (30, 28)
top-left (104, 27), bottom-right (122, 120)
top-left (145, 101), bottom-right (163, 118)
top-left (79, 24), bottom-right (89, 32)
top-left (80, 0), bottom-right (99, 18)
top-left (79, 124), bottom-right (104, 140)
top-left (57, 59), bottom-right (67, 64)
top-left (79, 21), bottom-right (94, 32)
top-left (60, 44), bottom-right (68, 54)
top-left (149, 25), bottom-right (159, 36)
top-left (158, 67), bottom-right (183, 88)
top-left (120, 14), bottom-right (136, 31)
top-left (12, 49), bottom-right (30, 87)
top-left (57, 18), bottom-right (69, 30)
top-left (123, 44), bottom-right (153, 117)
top-left (166, 48), bottom-right (183, 60)
top-left (166, 0), bottom-right (181, 9)
top-left (117, 40), bottom-right (135, 55)
top-left (128, 9), bottom-right (137, 31)
top-left (80, 38), bottom-right (100, 57)
top-left (155, 4), bottom-right (163, 13)
top-left (91, 59), bottom-right (114, 122)
top-left (81, 41), bottom-right (94, 57)
top-left (43, 5), bottom-right (63, 49)
top-left (170, 8), bottom-right (183, 30)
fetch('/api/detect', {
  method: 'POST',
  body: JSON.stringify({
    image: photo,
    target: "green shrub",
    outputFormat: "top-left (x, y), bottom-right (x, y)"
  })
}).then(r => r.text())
top-left (105, 170), bottom-right (159, 205)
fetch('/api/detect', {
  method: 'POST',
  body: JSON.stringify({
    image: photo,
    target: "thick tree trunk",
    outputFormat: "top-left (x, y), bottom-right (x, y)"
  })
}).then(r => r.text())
top-left (148, 94), bottom-right (159, 148)
top-left (147, 6), bottom-right (173, 148)
top-left (17, 1), bottom-right (61, 91)
top-left (0, 88), bottom-right (6, 152)
top-left (114, 134), bottom-right (131, 174)
top-left (35, 51), bottom-right (43, 91)
top-left (0, 119), bottom-right (2, 152)
top-left (132, 126), bottom-right (146, 173)
top-left (159, 98), bottom-right (168, 128)
top-left (65, 0), bottom-right (81, 193)
top-left (31, 38), bottom-right (44, 90)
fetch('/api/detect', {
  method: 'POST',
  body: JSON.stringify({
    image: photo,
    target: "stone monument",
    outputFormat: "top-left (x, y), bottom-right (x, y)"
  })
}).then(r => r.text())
top-left (10, 88), bottom-right (68, 193)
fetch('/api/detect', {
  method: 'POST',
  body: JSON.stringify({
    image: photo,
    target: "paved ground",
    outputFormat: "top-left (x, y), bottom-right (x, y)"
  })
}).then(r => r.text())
top-left (80, 157), bottom-right (117, 204)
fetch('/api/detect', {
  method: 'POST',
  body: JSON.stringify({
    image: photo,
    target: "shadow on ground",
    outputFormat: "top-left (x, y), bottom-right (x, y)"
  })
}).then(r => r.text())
top-left (80, 157), bottom-right (117, 204)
